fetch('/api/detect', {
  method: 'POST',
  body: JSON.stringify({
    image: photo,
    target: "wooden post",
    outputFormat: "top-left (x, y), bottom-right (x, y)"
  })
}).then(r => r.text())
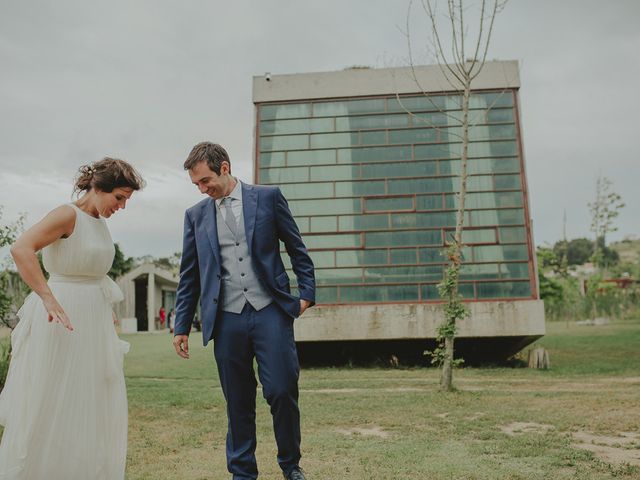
top-left (528, 348), bottom-right (550, 369)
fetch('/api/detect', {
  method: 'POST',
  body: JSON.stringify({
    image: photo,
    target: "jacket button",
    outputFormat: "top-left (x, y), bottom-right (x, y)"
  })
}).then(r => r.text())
top-left (239, 257), bottom-right (243, 261)
top-left (235, 242), bottom-right (240, 246)
top-left (243, 288), bottom-right (248, 292)
top-left (216, 274), bottom-right (221, 279)
top-left (214, 299), bottom-right (218, 303)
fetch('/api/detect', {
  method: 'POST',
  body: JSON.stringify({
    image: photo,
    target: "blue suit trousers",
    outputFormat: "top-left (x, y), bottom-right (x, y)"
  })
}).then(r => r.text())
top-left (213, 302), bottom-right (301, 480)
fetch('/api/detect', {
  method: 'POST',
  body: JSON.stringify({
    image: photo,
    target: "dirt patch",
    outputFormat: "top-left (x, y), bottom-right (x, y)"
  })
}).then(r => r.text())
top-left (499, 421), bottom-right (554, 436)
top-left (336, 425), bottom-right (390, 439)
top-left (572, 431), bottom-right (640, 466)
top-left (465, 412), bottom-right (486, 421)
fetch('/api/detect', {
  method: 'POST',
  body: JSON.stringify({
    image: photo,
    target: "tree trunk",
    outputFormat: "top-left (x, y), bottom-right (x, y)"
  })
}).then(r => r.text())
top-left (440, 336), bottom-right (454, 391)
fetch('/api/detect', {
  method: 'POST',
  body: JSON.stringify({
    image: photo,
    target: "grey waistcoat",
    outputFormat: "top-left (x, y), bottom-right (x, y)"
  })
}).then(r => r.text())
top-left (216, 203), bottom-right (273, 314)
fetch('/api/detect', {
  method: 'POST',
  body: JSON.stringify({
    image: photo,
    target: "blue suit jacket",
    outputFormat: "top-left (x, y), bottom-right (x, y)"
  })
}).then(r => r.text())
top-left (173, 182), bottom-right (316, 346)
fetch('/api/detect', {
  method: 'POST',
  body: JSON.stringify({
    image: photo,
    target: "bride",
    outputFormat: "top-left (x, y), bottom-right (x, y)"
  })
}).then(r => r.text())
top-left (0, 158), bottom-right (144, 479)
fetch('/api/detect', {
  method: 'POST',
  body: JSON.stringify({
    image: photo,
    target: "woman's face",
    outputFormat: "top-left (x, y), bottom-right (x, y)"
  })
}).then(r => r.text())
top-left (95, 187), bottom-right (134, 218)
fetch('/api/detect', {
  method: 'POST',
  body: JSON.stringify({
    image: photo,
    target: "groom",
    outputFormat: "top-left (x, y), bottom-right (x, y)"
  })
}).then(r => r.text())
top-left (172, 142), bottom-right (315, 480)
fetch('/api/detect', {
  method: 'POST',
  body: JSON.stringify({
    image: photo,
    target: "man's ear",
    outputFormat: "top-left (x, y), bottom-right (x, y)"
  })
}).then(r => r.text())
top-left (221, 160), bottom-right (230, 175)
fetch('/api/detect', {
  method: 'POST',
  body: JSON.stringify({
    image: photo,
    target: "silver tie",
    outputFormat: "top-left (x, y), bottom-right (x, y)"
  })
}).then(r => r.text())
top-left (223, 197), bottom-right (237, 236)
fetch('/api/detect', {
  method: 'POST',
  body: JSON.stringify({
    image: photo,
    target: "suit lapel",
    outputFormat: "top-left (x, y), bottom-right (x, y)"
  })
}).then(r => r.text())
top-left (242, 182), bottom-right (258, 256)
top-left (203, 198), bottom-right (221, 265)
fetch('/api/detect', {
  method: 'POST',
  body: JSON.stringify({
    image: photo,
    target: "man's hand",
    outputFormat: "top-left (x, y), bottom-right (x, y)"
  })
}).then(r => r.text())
top-left (173, 335), bottom-right (190, 359)
top-left (299, 299), bottom-right (312, 316)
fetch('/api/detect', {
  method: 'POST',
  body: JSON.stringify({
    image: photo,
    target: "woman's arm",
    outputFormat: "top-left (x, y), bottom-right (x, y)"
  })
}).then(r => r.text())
top-left (10, 205), bottom-right (76, 330)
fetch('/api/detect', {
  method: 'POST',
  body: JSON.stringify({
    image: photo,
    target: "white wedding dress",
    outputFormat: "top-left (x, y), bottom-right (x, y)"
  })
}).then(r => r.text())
top-left (0, 204), bottom-right (129, 479)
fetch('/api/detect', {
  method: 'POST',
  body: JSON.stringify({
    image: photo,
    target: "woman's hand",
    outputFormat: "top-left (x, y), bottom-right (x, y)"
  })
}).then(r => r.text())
top-left (112, 311), bottom-right (120, 326)
top-left (41, 294), bottom-right (73, 331)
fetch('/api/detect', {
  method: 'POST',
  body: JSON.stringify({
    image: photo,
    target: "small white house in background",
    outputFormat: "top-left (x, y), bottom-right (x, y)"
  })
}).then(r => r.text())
top-left (114, 263), bottom-right (178, 333)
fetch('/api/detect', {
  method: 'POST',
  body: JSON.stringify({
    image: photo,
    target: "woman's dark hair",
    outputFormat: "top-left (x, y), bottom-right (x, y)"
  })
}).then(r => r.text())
top-left (74, 157), bottom-right (145, 195)
top-left (183, 142), bottom-right (231, 174)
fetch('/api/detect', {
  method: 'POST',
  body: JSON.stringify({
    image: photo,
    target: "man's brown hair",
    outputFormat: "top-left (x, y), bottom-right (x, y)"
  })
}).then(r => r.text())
top-left (183, 142), bottom-right (231, 174)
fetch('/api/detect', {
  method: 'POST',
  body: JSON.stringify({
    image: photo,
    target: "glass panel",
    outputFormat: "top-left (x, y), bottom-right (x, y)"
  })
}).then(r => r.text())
top-left (339, 214), bottom-right (389, 231)
top-left (490, 157), bottom-right (521, 173)
top-left (416, 194), bottom-right (444, 210)
top-left (390, 248), bottom-right (417, 264)
top-left (421, 282), bottom-right (474, 300)
top-left (476, 281), bottom-right (531, 298)
top-left (338, 146), bottom-right (412, 164)
top-left (469, 92), bottom-right (514, 109)
top-left (364, 265), bottom-right (443, 283)
top-left (260, 103), bottom-right (311, 120)
top-left (499, 262), bottom-right (530, 279)
top-left (335, 181), bottom-right (386, 197)
top-left (287, 149), bottom-right (336, 166)
top-left (468, 140), bottom-right (518, 157)
top-left (259, 167), bottom-right (308, 184)
top-left (392, 212), bottom-right (457, 229)
top-left (446, 191), bottom-right (523, 209)
top-left (336, 114), bottom-right (409, 130)
top-left (446, 228), bottom-right (497, 244)
top-left (313, 98), bottom-right (386, 117)
top-left (412, 111), bottom-right (454, 127)
top-left (366, 196), bottom-right (413, 211)
top-left (469, 124), bottom-right (517, 141)
top-left (310, 132), bottom-right (356, 149)
top-left (387, 95), bottom-right (461, 112)
top-left (460, 263), bottom-right (500, 280)
top-left (473, 244), bottom-right (529, 262)
top-left (487, 108), bottom-right (515, 123)
top-left (303, 233), bottom-right (362, 249)
top-left (278, 182), bottom-right (333, 200)
top-left (259, 152), bottom-right (285, 168)
top-left (388, 128), bottom-right (438, 145)
top-left (260, 117), bottom-right (334, 135)
top-left (310, 216), bottom-right (338, 233)
top-left (361, 161), bottom-right (437, 179)
top-left (467, 175), bottom-right (494, 191)
top-left (361, 130), bottom-right (387, 145)
top-left (296, 217), bottom-right (310, 234)
top-left (339, 285), bottom-right (420, 302)
top-left (495, 174), bottom-right (522, 190)
top-left (310, 164), bottom-right (355, 181)
top-left (260, 135), bottom-right (308, 151)
top-left (499, 226), bottom-right (527, 243)
top-left (316, 268), bottom-right (362, 285)
top-left (414, 144), bottom-right (458, 160)
top-left (388, 177), bottom-right (457, 194)
top-left (366, 229), bottom-right (442, 247)
top-left (308, 251), bottom-right (336, 268)
top-left (317, 287), bottom-right (338, 303)
top-left (469, 209), bottom-right (524, 227)
top-left (288, 198), bottom-right (361, 216)
top-left (419, 247), bottom-right (446, 263)
top-left (336, 249), bottom-right (389, 267)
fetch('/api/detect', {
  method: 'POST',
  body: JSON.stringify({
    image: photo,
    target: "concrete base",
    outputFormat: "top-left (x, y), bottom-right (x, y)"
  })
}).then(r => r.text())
top-left (120, 317), bottom-right (138, 334)
top-left (294, 300), bottom-right (546, 342)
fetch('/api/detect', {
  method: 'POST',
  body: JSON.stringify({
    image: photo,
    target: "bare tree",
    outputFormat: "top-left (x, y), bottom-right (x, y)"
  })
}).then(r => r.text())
top-left (588, 174), bottom-right (624, 270)
top-left (404, 0), bottom-right (509, 391)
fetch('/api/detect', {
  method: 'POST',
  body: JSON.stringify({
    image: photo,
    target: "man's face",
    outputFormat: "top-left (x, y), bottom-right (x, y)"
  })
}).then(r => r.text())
top-left (189, 161), bottom-right (233, 200)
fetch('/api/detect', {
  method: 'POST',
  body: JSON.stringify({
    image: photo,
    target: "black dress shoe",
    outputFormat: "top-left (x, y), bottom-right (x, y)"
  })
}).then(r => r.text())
top-left (283, 467), bottom-right (306, 480)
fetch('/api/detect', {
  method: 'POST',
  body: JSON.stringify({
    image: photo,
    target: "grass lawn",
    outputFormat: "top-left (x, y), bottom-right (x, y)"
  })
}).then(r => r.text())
top-left (123, 320), bottom-right (640, 479)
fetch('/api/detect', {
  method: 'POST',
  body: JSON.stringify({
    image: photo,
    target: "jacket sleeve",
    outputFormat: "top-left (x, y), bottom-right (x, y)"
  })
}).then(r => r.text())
top-left (173, 209), bottom-right (200, 336)
top-left (273, 187), bottom-right (316, 306)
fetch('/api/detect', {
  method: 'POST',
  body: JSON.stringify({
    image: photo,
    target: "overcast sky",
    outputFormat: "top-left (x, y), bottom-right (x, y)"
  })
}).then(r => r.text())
top-left (1, 0), bottom-right (638, 258)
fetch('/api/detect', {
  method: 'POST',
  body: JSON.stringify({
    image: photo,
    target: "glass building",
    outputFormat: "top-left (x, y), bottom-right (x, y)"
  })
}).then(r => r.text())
top-left (253, 61), bottom-right (544, 352)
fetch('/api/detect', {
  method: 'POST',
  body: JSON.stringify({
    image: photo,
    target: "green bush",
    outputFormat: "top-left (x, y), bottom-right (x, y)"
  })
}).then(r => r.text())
top-left (0, 338), bottom-right (10, 390)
